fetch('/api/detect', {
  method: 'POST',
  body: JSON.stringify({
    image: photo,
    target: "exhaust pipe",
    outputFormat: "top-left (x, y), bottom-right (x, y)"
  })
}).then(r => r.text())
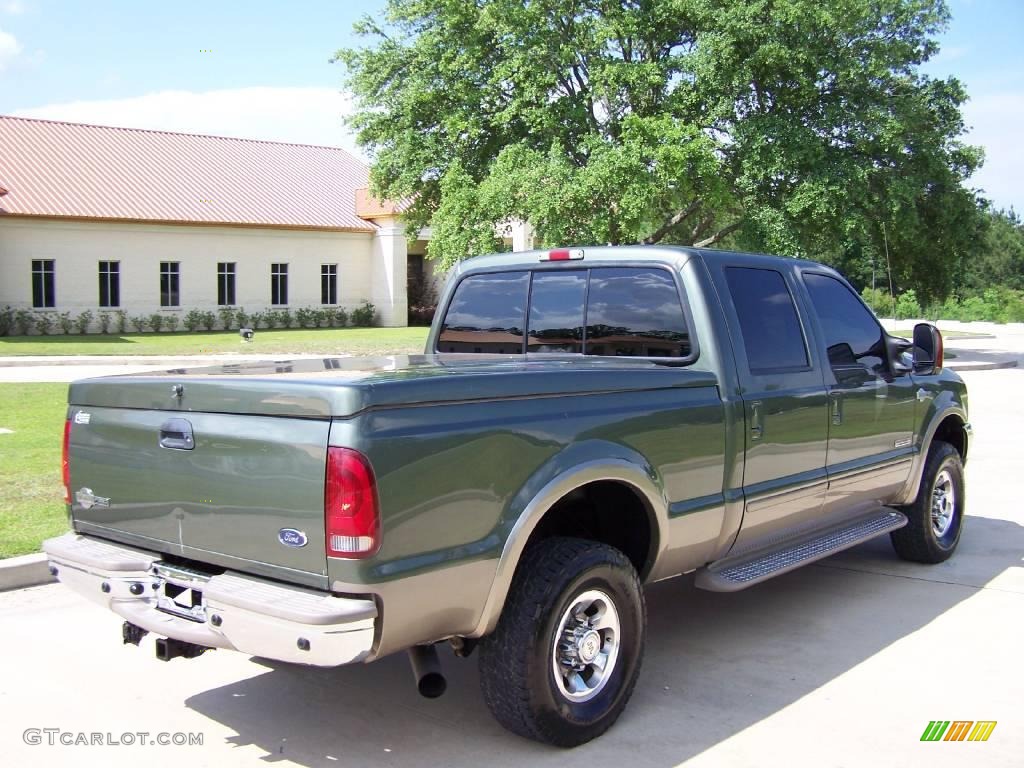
top-left (407, 644), bottom-right (446, 698)
top-left (155, 637), bottom-right (213, 661)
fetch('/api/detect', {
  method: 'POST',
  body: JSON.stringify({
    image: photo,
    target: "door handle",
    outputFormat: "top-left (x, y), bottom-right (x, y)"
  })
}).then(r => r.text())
top-left (159, 417), bottom-right (195, 450)
top-left (831, 393), bottom-right (842, 426)
top-left (750, 400), bottom-right (763, 441)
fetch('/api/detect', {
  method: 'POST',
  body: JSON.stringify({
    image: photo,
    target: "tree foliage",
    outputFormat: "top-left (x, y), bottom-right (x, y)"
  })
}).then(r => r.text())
top-left (339, 0), bottom-right (983, 297)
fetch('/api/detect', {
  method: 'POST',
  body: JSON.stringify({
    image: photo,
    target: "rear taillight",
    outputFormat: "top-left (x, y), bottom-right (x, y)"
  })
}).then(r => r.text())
top-left (62, 418), bottom-right (72, 504)
top-left (325, 447), bottom-right (380, 558)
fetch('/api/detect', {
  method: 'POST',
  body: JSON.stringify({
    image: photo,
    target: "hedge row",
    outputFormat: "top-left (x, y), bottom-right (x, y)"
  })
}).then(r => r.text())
top-left (0, 301), bottom-right (377, 336)
top-left (861, 287), bottom-right (1024, 323)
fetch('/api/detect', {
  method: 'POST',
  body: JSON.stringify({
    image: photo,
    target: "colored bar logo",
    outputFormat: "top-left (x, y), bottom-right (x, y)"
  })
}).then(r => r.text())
top-left (921, 721), bottom-right (997, 742)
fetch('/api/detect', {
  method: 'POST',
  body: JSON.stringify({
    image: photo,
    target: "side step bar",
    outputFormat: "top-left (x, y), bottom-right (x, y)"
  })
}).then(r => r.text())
top-left (695, 509), bottom-right (907, 592)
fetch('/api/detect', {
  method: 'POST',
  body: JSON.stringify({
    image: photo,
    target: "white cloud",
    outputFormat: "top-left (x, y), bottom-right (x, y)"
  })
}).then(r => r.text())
top-left (12, 86), bottom-right (365, 159)
top-left (2, 1), bottom-right (24, 15)
top-left (962, 89), bottom-right (1024, 212)
top-left (0, 25), bottom-right (21, 71)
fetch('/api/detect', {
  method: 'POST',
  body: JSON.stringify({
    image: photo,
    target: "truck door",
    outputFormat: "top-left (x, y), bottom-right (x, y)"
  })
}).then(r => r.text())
top-left (713, 264), bottom-right (830, 552)
top-left (800, 271), bottom-right (917, 511)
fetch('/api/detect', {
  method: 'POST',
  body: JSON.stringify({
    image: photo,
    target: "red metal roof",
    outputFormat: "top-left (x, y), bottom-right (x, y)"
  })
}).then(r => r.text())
top-left (0, 115), bottom-right (376, 231)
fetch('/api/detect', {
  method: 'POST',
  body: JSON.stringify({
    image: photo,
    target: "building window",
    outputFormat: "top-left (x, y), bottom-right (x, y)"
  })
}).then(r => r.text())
top-left (217, 262), bottom-right (236, 306)
top-left (321, 264), bottom-right (338, 305)
top-left (98, 261), bottom-right (120, 308)
top-left (160, 262), bottom-right (180, 307)
top-left (271, 263), bottom-right (289, 305)
top-left (32, 259), bottom-right (56, 308)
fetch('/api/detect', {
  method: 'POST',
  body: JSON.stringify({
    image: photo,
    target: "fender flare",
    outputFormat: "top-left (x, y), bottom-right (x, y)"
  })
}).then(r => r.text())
top-left (468, 457), bottom-right (669, 638)
top-left (894, 400), bottom-right (969, 506)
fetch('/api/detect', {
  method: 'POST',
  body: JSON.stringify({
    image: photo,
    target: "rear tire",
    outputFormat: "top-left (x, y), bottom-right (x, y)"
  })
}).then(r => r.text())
top-left (891, 440), bottom-right (965, 563)
top-left (478, 537), bottom-right (645, 747)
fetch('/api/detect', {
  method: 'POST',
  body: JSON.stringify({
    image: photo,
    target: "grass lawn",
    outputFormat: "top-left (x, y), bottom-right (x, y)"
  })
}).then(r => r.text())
top-left (0, 383), bottom-right (69, 558)
top-left (890, 328), bottom-right (990, 339)
top-left (0, 326), bottom-right (431, 357)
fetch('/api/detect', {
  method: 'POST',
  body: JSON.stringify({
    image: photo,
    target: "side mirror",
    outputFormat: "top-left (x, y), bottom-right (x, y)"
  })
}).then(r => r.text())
top-left (912, 323), bottom-right (943, 375)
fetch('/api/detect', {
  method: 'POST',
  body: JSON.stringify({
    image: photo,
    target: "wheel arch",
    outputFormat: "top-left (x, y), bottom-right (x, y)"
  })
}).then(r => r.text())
top-left (894, 401), bottom-right (970, 506)
top-left (470, 454), bottom-right (669, 638)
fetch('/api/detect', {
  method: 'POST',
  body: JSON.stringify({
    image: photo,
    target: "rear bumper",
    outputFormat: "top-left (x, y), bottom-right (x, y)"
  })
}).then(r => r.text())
top-left (43, 533), bottom-right (376, 667)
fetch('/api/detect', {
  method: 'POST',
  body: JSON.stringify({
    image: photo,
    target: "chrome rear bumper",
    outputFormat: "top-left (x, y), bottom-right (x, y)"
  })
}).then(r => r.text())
top-left (43, 532), bottom-right (376, 667)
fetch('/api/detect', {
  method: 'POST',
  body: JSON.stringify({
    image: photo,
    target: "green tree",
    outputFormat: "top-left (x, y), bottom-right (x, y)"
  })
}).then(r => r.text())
top-left (339, 0), bottom-right (983, 287)
top-left (965, 208), bottom-right (1024, 293)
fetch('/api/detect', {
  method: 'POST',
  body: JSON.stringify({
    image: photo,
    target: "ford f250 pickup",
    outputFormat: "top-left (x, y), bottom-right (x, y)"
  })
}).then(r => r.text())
top-left (44, 246), bottom-right (970, 747)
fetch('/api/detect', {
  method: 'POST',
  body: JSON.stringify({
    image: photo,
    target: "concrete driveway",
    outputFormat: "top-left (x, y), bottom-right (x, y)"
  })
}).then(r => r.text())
top-left (1, 367), bottom-right (1021, 767)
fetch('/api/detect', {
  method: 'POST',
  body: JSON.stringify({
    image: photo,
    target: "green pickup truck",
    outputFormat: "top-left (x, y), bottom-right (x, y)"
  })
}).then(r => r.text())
top-left (44, 246), bottom-right (970, 747)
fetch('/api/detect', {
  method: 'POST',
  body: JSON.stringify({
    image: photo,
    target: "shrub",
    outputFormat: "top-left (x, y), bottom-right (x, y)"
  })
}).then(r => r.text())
top-left (116, 310), bottom-right (128, 334)
top-left (34, 313), bottom-right (55, 335)
top-left (98, 311), bottom-right (111, 334)
top-left (218, 306), bottom-right (236, 330)
top-left (276, 308), bottom-right (293, 329)
top-left (164, 314), bottom-right (180, 333)
top-left (74, 310), bottom-right (94, 335)
top-left (247, 311), bottom-right (264, 330)
top-left (331, 307), bottom-right (348, 327)
top-left (147, 313), bottom-right (164, 333)
top-left (350, 300), bottom-right (376, 327)
top-left (56, 312), bottom-right (74, 335)
top-left (184, 309), bottom-right (205, 332)
top-left (860, 286), bottom-right (893, 318)
top-left (959, 296), bottom-right (987, 322)
top-left (234, 307), bottom-right (249, 329)
top-left (895, 290), bottom-right (922, 320)
top-left (315, 308), bottom-right (331, 327)
top-left (295, 307), bottom-right (316, 328)
top-left (130, 315), bottom-right (148, 333)
top-left (0, 306), bottom-right (13, 336)
top-left (201, 311), bottom-right (217, 331)
top-left (14, 309), bottom-right (34, 336)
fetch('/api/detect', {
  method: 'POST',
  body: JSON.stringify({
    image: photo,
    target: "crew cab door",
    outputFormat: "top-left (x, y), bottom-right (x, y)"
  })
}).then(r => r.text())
top-left (800, 271), bottom-right (917, 511)
top-left (711, 264), bottom-right (830, 551)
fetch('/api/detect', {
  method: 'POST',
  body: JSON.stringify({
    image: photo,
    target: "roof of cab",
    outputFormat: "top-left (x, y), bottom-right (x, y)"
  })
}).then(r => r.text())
top-left (453, 244), bottom-right (830, 276)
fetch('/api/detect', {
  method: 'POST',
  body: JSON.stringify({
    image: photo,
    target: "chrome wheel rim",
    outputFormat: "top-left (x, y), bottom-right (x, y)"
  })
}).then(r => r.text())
top-left (551, 589), bottom-right (620, 703)
top-left (931, 469), bottom-right (956, 537)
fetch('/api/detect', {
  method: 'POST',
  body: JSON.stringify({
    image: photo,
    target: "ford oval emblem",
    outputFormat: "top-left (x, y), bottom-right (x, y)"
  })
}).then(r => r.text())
top-left (278, 528), bottom-right (308, 548)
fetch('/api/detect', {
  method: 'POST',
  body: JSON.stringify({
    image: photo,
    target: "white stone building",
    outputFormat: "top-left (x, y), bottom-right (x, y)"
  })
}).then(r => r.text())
top-left (0, 116), bottom-right (433, 329)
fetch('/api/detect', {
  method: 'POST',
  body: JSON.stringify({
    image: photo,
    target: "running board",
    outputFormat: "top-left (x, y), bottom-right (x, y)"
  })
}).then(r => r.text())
top-left (695, 509), bottom-right (907, 592)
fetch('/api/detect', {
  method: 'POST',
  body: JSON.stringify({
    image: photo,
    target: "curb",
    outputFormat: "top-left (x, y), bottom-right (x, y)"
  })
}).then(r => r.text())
top-left (0, 355), bottom-right (326, 368)
top-left (947, 360), bottom-right (1018, 372)
top-left (0, 552), bottom-right (55, 592)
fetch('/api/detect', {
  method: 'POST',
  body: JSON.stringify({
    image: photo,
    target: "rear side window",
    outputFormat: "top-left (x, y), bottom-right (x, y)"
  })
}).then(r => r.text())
top-left (586, 268), bottom-right (691, 357)
top-left (436, 271), bottom-right (528, 353)
top-left (527, 271), bottom-right (587, 353)
top-left (725, 267), bottom-right (808, 373)
top-left (803, 273), bottom-right (887, 373)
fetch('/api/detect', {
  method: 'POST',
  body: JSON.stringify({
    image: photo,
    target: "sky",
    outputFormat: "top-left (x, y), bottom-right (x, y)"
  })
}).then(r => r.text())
top-left (0, 0), bottom-right (1021, 213)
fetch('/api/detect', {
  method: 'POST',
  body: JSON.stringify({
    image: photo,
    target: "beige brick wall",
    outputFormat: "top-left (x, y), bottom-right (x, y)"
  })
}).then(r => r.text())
top-left (0, 217), bottom-right (409, 328)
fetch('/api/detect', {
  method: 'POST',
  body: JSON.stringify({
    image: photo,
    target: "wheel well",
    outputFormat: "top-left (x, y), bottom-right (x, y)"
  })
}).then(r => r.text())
top-left (933, 415), bottom-right (967, 461)
top-left (523, 481), bottom-right (656, 579)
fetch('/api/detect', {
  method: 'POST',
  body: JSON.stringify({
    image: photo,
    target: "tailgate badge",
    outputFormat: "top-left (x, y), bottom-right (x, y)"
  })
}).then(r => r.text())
top-left (278, 528), bottom-right (308, 548)
top-left (75, 488), bottom-right (110, 510)
top-left (73, 411), bottom-right (91, 425)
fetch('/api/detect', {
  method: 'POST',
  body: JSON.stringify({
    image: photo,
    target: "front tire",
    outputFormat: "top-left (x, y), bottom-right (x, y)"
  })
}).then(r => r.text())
top-left (478, 537), bottom-right (646, 747)
top-left (891, 440), bottom-right (965, 563)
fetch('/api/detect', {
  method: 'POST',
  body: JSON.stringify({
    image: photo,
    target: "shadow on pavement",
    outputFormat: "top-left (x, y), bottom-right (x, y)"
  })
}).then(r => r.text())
top-left (185, 514), bottom-right (1022, 767)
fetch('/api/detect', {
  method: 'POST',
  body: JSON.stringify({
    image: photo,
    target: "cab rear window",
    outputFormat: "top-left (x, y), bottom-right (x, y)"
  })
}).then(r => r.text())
top-left (436, 271), bottom-right (529, 354)
top-left (437, 267), bottom-right (692, 359)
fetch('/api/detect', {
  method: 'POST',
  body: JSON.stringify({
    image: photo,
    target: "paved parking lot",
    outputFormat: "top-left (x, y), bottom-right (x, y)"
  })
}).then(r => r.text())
top-left (1, 366), bottom-right (1020, 767)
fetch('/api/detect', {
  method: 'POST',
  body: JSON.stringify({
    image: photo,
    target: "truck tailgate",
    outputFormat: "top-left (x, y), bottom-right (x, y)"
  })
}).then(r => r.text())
top-left (67, 405), bottom-right (330, 587)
